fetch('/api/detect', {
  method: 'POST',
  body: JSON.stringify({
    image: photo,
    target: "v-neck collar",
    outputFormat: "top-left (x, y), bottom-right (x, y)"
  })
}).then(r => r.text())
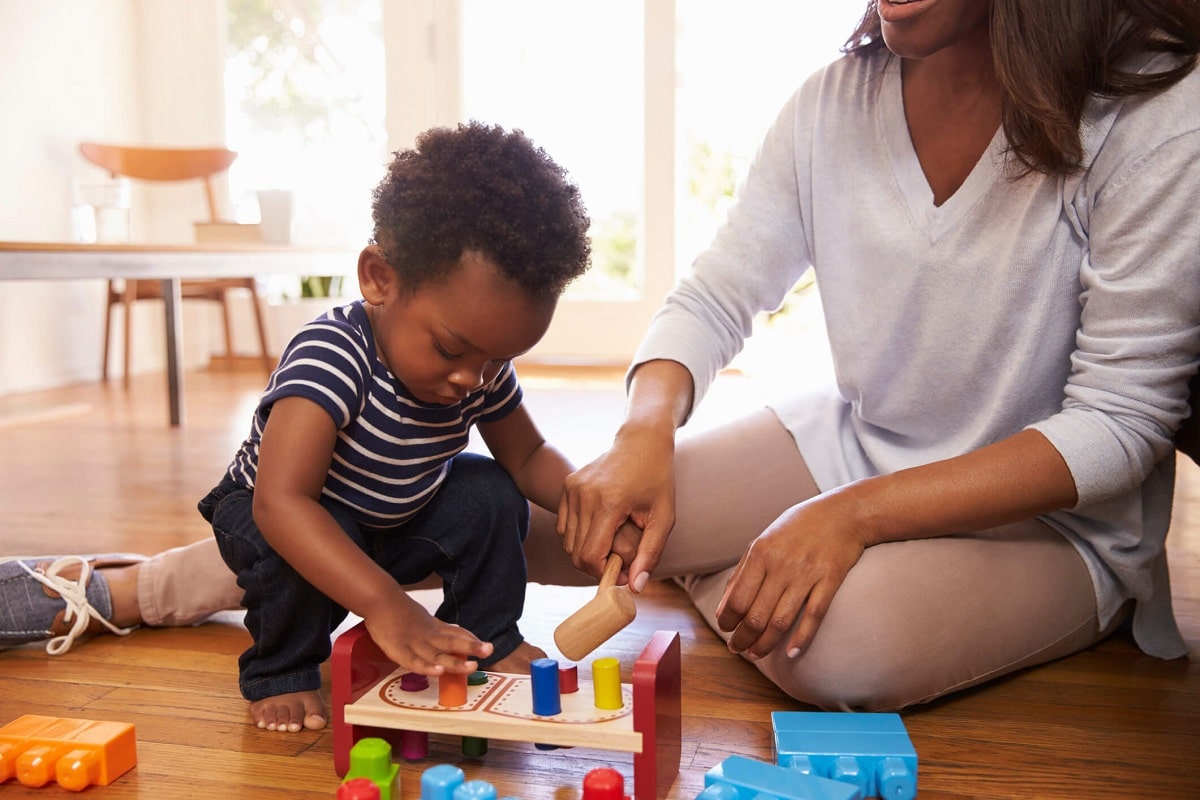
top-left (879, 58), bottom-right (1006, 241)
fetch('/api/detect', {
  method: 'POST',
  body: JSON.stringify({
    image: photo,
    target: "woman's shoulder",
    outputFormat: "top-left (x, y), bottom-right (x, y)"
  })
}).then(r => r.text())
top-left (800, 47), bottom-right (890, 93)
top-left (790, 47), bottom-right (893, 128)
top-left (1084, 55), bottom-right (1200, 170)
top-left (1120, 53), bottom-right (1200, 129)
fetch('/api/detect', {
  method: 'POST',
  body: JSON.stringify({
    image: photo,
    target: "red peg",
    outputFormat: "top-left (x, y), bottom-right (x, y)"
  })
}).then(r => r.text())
top-left (559, 662), bottom-right (579, 694)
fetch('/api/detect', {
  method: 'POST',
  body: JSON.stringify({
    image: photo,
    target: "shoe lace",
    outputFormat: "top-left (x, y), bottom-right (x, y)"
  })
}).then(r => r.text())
top-left (16, 556), bottom-right (136, 655)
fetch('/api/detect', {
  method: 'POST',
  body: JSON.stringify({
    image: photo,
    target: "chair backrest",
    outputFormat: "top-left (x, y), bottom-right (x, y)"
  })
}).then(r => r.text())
top-left (78, 143), bottom-right (238, 221)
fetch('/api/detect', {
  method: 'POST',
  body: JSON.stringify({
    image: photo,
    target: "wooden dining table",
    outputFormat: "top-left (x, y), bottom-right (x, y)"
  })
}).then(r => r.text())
top-left (0, 240), bottom-right (358, 425)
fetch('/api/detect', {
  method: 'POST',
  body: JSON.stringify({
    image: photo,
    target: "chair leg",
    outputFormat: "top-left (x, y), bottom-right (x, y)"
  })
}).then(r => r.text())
top-left (219, 291), bottom-right (236, 361)
top-left (248, 287), bottom-right (273, 371)
top-left (101, 281), bottom-right (115, 382)
top-left (122, 281), bottom-right (136, 390)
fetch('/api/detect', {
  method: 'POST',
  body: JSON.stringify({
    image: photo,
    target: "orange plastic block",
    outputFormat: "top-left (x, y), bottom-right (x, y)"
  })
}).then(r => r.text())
top-left (0, 715), bottom-right (137, 791)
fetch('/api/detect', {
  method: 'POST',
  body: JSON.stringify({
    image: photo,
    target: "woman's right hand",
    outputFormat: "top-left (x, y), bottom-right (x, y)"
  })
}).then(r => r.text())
top-left (559, 359), bottom-right (694, 591)
top-left (558, 420), bottom-right (677, 591)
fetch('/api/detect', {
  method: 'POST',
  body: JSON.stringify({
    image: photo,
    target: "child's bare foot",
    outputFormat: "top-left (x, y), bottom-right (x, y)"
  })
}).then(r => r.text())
top-left (250, 690), bottom-right (327, 732)
top-left (489, 640), bottom-right (548, 674)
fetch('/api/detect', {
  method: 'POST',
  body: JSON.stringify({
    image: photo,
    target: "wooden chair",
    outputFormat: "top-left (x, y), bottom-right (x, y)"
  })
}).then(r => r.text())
top-left (78, 142), bottom-right (272, 386)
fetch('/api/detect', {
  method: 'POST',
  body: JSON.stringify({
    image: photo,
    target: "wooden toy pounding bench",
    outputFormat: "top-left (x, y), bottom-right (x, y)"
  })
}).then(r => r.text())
top-left (330, 622), bottom-right (681, 799)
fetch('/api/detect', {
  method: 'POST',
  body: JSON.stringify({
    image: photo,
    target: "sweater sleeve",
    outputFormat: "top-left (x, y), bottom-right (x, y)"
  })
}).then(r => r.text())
top-left (1030, 127), bottom-right (1200, 505)
top-left (630, 82), bottom-right (818, 415)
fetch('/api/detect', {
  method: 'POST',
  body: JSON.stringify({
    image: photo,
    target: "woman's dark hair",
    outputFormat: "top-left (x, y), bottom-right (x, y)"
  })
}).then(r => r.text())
top-left (371, 120), bottom-right (591, 297)
top-left (843, 0), bottom-right (1200, 175)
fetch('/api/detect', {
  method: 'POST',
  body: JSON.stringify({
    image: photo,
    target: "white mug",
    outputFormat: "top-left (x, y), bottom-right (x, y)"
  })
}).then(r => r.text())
top-left (72, 178), bottom-right (131, 243)
top-left (257, 189), bottom-right (294, 244)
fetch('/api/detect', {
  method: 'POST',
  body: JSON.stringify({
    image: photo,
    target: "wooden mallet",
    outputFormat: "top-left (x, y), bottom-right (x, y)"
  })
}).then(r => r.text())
top-left (553, 553), bottom-right (637, 662)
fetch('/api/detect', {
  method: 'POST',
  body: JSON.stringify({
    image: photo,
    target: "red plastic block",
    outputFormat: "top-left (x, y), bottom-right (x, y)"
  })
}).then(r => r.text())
top-left (339, 776), bottom-right (382, 799)
top-left (583, 766), bottom-right (630, 799)
top-left (0, 715), bottom-right (137, 791)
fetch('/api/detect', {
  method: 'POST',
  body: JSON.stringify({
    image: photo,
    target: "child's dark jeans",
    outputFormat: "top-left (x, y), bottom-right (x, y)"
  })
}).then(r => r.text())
top-left (198, 452), bottom-right (531, 702)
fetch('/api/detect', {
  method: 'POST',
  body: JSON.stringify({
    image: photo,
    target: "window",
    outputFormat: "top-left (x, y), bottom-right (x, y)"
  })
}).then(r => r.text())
top-left (224, 0), bottom-right (386, 299)
top-left (463, 0), bottom-right (645, 301)
top-left (223, 1), bottom-right (866, 358)
top-left (676, 2), bottom-right (864, 275)
top-left (456, 2), bottom-right (864, 361)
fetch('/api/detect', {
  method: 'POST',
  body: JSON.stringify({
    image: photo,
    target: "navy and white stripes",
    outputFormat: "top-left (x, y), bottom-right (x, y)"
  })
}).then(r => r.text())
top-left (224, 301), bottom-right (522, 528)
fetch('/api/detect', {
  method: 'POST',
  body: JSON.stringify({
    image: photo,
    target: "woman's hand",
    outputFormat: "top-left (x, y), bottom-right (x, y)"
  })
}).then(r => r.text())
top-left (716, 494), bottom-right (867, 660)
top-left (716, 428), bottom-right (1081, 660)
top-left (557, 421), bottom-right (676, 589)
top-left (557, 359), bottom-right (694, 590)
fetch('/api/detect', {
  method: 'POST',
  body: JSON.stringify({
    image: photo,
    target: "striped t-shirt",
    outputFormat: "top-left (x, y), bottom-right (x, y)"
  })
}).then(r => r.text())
top-left (224, 300), bottom-right (523, 528)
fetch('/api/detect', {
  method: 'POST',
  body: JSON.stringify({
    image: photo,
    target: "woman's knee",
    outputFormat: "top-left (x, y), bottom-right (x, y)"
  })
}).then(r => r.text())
top-left (683, 565), bottom-right (921, 710)
top-left (756, 529), bottom-right (1100, 712)
top-left (657, 409), bottom-right (817, 576)
top-left (758, 636), bottom-right (919, 712)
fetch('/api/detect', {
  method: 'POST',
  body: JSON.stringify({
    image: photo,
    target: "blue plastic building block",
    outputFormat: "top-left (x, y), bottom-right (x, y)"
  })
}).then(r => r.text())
top-left (453, 780), bottom-right (498, 799)
top-left (421, 764), bottom-right (466, 800)
top-left (419, 765), bottom-right (520, 800)
top-left (700, 755), bottom-right (862, 800)
top-left (694, 784), bottom-right (740, 800)
top-left (771, 712), bottom-right (917, 800)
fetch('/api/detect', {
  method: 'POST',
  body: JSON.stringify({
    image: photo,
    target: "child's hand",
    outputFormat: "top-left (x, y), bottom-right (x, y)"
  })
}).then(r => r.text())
top-left (609, 520), bottom-right (643, 586)
top-left (363, 594), bottom-right (494, 676)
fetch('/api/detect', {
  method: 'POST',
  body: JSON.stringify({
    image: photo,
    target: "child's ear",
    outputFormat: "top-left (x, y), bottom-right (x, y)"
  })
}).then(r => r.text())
top-left (358, 246), bottom-right (395, 305)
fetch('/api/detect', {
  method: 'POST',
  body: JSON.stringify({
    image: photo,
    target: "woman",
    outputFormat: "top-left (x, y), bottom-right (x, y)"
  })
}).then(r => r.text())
top-left (557, 0), bottom-right (1200, 709)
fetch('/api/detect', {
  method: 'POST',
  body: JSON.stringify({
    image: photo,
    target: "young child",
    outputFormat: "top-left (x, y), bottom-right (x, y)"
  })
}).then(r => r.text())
top-left (199, 120), bottom-right (592, 732)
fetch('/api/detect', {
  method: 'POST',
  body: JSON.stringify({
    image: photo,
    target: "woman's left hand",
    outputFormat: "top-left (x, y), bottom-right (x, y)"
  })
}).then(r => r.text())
top-left (715, 494), bottom-right (867, 660)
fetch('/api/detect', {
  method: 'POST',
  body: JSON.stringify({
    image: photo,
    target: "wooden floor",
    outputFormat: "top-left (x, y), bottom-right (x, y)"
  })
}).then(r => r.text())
top-left (1, 364), bottom-right (1198, 799)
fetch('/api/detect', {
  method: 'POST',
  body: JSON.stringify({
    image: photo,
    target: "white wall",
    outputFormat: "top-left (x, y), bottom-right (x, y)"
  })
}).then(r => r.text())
top-left (1, 0), bottom-right (134, 394)
top-left (0, 0), bottom-right (227, 396)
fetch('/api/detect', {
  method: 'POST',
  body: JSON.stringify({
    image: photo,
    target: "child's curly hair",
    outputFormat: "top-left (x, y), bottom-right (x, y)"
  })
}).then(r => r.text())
top-left (371, 121), bottom-right (592, 298)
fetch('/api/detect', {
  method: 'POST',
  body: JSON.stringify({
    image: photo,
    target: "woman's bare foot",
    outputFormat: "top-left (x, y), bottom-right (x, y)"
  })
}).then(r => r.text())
top-left (250, 690), bottom-right (327, 732)
top-left (489, 640), bottom-right (548, 674)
